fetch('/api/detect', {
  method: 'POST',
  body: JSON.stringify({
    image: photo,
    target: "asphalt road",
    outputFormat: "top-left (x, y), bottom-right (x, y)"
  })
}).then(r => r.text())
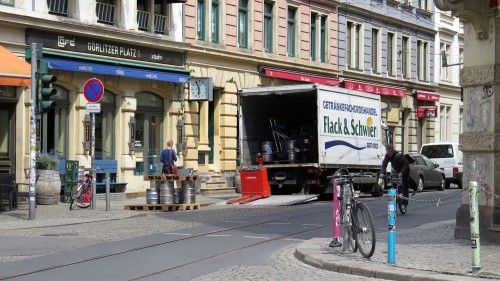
top-left (0, 188), bottom-right (463, 281)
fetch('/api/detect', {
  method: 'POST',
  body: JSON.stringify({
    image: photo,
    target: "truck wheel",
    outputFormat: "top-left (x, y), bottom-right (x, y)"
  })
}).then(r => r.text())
top-left (371, 182), bottom-right (384, 197)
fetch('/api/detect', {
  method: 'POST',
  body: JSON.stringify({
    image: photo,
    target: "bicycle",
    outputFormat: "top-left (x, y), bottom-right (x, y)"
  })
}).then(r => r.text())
top-left (329, 173), bottom-right (376, 258)
top-left (389, 174), bottom-right (407, 215)
top-left (69, 174), bottom-right (92, 210)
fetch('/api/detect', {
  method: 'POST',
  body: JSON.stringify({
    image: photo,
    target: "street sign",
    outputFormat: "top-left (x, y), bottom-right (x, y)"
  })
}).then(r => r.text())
top-left (86, 103), bottom-right (101, 113)
top-left (83, 78), bottom-right (104, 103)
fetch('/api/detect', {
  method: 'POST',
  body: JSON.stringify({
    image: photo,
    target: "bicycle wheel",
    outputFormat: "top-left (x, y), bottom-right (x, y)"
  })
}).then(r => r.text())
top-left (397, 193), bottom-right (407, 215)
top-left (353, 202), bottom-right (376, 258)
top-left (69, 181), bottom-right (81, 210)
top-left (340, 201), bottom-right (357, 252)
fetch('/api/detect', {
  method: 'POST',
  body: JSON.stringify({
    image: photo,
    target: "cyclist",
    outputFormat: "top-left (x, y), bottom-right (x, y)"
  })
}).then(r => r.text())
top-left (380, 144), bottom-right (412, 207)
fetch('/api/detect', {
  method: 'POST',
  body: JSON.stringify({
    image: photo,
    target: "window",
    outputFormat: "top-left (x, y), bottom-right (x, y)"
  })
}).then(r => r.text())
top-left (95, 90), bottom-right (116, 160)
top-left (137, 0), bottom-right (171, 34)
top-left (211, 0), bottom-right (219, 43)
top-left (371, 29), bottom-right (379, 72)
top-left (387, 32), bottom-right (395, 76)
top-left (287, 7), bottom-right (296, 57)
top-left (459, 47), bottom-right (464, 69)
top-left (320, 17), bottom-right (326, 63)
top-left (346, 21), bottom-right (361, 69)
top-left (48, 0), bottom-right (69, 16)
top-left (459, 108), bottom-right (463, 134)
top-left (310, 14), bottom-right (317, 61)
top-left (402, 36), bottom-right (410, 78)
top-left (440, 105), bottom-right (451, 141)
top-left (238, 0), bottom-right (248, 48)
top-left (417, 40), bottom-right (429, 81)
top-left (96, 0), bottom-right (116, 25)
top-left (263, 1), bottom-right (273, 53)
top-left (440, 42), bottom-right (451, 81)
top-left (0, 0), bottom-right (14, 6)
top-left (197, 0), bottom-right (205, 40)
top-left (41, 85), bottom-right (69, 159)
top-left (418, 0), bottom-right (428, 10)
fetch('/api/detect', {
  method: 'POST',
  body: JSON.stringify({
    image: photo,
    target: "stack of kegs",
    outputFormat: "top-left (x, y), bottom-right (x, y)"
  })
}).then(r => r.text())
top-left (261, 141), bottom-right (274, 162)
top-left (160, 181), bottom-right (175, 204)
top-left (287, 140), bottom-right (298, 161)
top-left (182, 180), bottom-right (196, 204)
top-left (301, 138), bottom-right (310, 162)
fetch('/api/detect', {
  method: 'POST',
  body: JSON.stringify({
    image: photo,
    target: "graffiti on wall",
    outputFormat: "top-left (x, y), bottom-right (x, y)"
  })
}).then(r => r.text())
top-left (464, 153), bottom-right (494, 206)
top-left (465, 85), bottom-right (493, 132)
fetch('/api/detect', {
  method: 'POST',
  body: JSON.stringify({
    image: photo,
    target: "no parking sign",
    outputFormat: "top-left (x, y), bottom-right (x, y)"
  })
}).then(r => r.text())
top-left (83, 78), bottom-right (104, 103)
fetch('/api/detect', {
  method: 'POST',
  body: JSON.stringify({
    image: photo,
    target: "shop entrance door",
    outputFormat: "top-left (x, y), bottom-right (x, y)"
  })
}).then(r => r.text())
top-left (135, 112), bottom-right (163, 175)
top-left (0, 103), bottom-right (15, 173)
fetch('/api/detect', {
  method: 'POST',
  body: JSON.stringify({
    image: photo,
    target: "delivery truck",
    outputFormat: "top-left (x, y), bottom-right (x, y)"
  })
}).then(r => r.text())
top-left (238, 83), bottom-right (392, 196)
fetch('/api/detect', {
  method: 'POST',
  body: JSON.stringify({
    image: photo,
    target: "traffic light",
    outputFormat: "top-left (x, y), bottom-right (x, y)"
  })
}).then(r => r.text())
top-left (40, 74), bottom-right (57, 112)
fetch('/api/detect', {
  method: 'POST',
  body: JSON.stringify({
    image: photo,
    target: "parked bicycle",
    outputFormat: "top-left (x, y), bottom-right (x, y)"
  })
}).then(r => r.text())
top-left (69, 174), bottom-right (92, 210)
top-left (329, 173), bottom-right (376, 258)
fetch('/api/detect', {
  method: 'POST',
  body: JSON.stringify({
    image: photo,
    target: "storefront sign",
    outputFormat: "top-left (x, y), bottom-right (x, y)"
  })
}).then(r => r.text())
top-left (416, 91), bottom-right (440, 102)
top-left (344, 80), bottom-right (405, 97)
top-left (417, 105), bottom-right (437, 118)
top-left (26, 29), bottom-right (184, 66)
top-left (262, 67), bottom-right (340, 86)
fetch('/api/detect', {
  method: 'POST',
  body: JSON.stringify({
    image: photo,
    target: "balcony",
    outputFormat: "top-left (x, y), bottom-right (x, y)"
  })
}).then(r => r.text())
top-left (154, 14), bottom-right (168, 34)
top-left (48, 0), bottom-right (68, 16)
top-left (96, 2), bottom-right (116, 25)
top-left (137, 10), bottom-right (169, 34)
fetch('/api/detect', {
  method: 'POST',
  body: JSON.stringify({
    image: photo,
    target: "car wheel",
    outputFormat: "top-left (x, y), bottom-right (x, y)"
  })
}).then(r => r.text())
top-left (437, 175), bottom-right (445, 191)
top-left (418, 176), bottom-right (424, 192)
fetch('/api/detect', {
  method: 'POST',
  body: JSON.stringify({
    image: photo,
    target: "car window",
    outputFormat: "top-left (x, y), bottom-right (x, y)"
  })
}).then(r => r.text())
top-left (413, 156), bottom-right (426, 166)
top-left (423, 158), bottom-right (435, 167)
top-left (421, 145), bottom-right (453, 158)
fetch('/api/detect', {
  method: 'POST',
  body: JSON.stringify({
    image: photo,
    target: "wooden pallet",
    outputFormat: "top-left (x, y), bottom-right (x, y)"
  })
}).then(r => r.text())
top-left (143, 175), bottom-right (198, 181)
top-left (124, 203), bottom-right (200, 212)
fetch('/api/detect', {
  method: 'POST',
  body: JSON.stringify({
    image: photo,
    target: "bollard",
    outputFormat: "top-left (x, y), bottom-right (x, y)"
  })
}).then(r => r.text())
top-left (329, 179), bottom-right (341, 247)
top-left (105, 172), bottom-right (110, 211)
top-left (469, 181), bottom-right (481, 273)
top-left (387, 188), bottom-right (397, 264)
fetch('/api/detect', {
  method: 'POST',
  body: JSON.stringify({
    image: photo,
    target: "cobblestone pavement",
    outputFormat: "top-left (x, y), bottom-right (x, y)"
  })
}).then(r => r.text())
top-left (191, 244), bottom-right (384, 281)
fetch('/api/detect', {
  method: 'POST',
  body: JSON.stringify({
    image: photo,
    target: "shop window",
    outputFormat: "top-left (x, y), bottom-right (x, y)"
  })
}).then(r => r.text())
top-left (0, 86), bottom-right (15, 98)
top-left (0, 109), bottom-right (9, 156)
top-left (94, 90), bottom-right (116, 160)
top-left (41, 85), bottom-right (69, 159)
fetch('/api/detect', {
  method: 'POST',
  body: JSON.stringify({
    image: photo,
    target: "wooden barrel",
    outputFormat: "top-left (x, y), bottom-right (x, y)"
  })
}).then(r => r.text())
top-left (36, 170), bottom-right (61, 205)
top-left (159, 181), bottom-right (174, 204)
top-left (146, 188), bottom-right (159, 204)
top-left (182, 181), bottom-right (196, 204)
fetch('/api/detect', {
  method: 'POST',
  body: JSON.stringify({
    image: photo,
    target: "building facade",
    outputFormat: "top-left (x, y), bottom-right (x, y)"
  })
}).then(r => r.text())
top-left (1, 0), bottom-right (189, 193)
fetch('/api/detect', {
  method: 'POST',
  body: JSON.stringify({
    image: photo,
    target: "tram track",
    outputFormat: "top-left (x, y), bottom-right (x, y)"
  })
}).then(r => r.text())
top-left (0, 209), bottom-right (329, 280)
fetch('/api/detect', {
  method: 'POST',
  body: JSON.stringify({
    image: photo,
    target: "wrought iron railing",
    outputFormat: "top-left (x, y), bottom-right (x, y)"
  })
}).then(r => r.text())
top-left (96, 2), bottom-right (116, 25)
top-left (48, 0), bottom-right (68, 16)
top-left (154, 14), bottom-right (168, 34)
top-left (137, 10), bottom-right (150, 31)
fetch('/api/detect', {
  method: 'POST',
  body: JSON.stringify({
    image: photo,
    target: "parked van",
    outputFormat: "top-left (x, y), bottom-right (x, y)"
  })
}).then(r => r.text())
top-left (419, 142), bottom-right (463, 188)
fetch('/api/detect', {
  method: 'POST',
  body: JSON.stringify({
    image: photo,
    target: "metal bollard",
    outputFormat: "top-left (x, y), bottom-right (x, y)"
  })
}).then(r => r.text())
top-left (105, 172), bottom-right (110, 211)
top-left (329, 179), bottom-right (341, 247)
top-left (387, 188), bottom-right (397, 264)
top-left (469, 181), bottom-right (481, 273)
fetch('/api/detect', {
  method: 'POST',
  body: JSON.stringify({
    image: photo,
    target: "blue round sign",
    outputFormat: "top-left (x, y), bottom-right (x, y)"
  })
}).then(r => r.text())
top-left (83, 78), bottom-right (104, 103)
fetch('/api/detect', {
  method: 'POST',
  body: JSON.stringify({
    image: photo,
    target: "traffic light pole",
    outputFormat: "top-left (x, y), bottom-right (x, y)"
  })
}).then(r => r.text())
top-left (29, 43), bottom-right (40, 220)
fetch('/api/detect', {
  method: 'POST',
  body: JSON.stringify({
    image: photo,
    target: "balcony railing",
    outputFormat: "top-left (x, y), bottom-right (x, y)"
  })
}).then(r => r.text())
top-left (137, 10), bottom-right (150, 31)
top-left (154, 14), bottom-right (168, 34)
top-left (96, 2), bottom-right (116, 25)
top-left (48, 0), bottom-right (68, 16)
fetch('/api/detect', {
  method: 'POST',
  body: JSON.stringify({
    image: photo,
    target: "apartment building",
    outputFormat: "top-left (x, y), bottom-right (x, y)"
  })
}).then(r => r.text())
top-left (0, 0), bottom-right (189, 192)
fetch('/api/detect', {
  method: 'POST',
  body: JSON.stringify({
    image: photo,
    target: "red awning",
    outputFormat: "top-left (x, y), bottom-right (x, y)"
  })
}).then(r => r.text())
top-left (416, 91), bottom-right (440, 102)
top-left (343, 79), bottom-right (405, 97)
top-left (0, 45), bottom-right (31, 87)
top-left (262, 67), bottom-right (340, 86)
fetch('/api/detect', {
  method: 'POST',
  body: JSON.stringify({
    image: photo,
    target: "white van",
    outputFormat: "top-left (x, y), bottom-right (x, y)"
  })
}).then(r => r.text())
top-left (419, 142), bottom-right (463, 188)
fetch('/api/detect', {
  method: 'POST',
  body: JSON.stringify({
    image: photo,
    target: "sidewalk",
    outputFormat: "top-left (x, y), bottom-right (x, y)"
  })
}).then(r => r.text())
top-left (295, 220), bottom-right (500, 281)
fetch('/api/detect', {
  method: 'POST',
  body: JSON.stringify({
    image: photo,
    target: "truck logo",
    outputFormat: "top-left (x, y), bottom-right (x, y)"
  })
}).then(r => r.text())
top-left (325, 140), bottom-right (365, 150)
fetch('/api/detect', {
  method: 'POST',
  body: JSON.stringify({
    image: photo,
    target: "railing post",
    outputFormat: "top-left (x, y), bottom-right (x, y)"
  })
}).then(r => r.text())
top-left (387, 187), bottom-right (397, 264)
top-left (105, 172), bottom-right (110, 211)
top-left (469, 181), bottom-right (481, 273)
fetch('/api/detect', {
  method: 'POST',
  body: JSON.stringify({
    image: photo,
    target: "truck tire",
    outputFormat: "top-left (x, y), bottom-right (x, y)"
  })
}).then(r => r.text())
top-left (371, 181), bottom-right (384, 197)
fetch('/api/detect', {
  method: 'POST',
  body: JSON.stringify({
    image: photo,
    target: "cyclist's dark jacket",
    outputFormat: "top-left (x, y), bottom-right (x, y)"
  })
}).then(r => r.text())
top-left (380, 151), bottom-right (410, 175)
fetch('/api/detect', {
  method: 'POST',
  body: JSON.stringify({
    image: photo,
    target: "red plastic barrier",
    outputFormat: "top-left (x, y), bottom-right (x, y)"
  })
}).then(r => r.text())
top-left (240, 168), bottom-right (271, 198)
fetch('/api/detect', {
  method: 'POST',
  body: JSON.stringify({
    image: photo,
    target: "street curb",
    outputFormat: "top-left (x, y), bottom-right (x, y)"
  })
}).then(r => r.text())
top-left (294, 238), bottom-right (488, 281)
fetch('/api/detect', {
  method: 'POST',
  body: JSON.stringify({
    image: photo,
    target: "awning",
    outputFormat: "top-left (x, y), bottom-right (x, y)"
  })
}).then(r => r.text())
top-left (0, 45), bottom-right (31, 86)
top-left (417, 105), bottom-right (437, 118)
top-left (41, 57), bottom-right (189, 83)
top-left (416, 91), bottom-right (440, 102)
top-left (343, 79), bottom-right (406, 97)
top-left (261, 66), bottom-right (340, 87)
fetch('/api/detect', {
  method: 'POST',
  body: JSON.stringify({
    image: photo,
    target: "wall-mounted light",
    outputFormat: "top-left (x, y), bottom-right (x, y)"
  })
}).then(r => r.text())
top-left (128, 116), bottom-right (136, 152)
top-left (82, 114), bottom-right (91, 153)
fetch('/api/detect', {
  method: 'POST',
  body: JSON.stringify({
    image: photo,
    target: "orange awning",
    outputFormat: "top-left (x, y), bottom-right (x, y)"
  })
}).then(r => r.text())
top-left (0, 45), bottom-right (31, 87)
